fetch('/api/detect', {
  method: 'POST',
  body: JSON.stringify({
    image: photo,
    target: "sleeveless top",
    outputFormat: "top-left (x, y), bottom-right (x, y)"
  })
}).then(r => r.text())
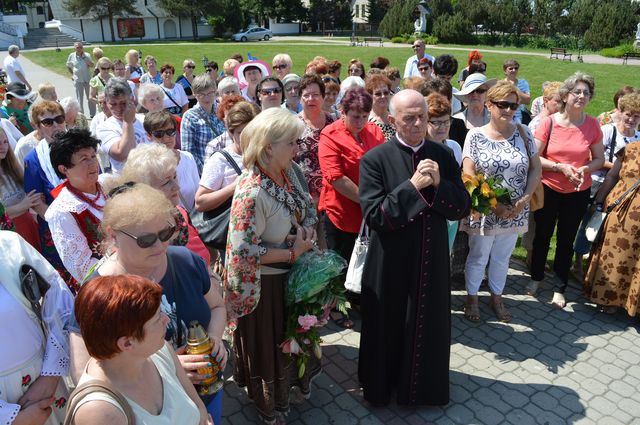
top-left (73, 345), bottom-right (200, 425)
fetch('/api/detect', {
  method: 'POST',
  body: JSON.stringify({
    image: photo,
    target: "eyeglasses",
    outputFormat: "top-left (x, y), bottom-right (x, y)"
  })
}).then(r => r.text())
top-left (428, 118), bottom-right (452, 128)
top-left (195, 90), bottom-right (216, 98)
top-left (117, 222), bottom-right (176, 248)
top-left (185, 65), bottom-right (196, 69)
top-left (322, 76), bottom-right (339, 84)
top-left (205, 67), bottom-right (217, 72)
top-left (571, 89), bottom-right (591, 97)
top-left (412, 45), bottom-right (422, 49)
top-left (151, 128), bottom-right (177, 138)
top-left (108, 181), bottom-right (136, 197)
top-left (471, 88), bottom-right (487, 95)
top-left (349, 68), bottom-right (361, 74)
top-left (286, 85), bottom-right (299, 93)
top-left (418, 67), bottom-right (430, 72)
top-left (507, 66), bottom-right (519, 71)
top-left (260, 87), bottom-right (282, 96)
top-left (39, 115), bottom-right (65, 127)
top-left (100, 66), bottom-right (112, 70)
top-left (272, 64), bottom-right (288, 70)
top-left (373, 90), bottom-right (390, 97)
top-left (491, 100), bottom-right (519, 111)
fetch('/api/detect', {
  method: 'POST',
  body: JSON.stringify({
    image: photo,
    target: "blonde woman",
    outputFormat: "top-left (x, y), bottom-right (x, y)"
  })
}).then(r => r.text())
top-left (177, 59), bottom-right (198, 108)
top-left (89, 57), bottom-right (112, 110)
top-left (124, 49), bottom-right (144, 83)
top-left (226, 108), bottom-right (318, 424)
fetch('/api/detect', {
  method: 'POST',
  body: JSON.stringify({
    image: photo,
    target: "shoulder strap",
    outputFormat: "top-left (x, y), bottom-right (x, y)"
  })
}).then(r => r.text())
top-left (606, 178), bottom-right (640, 213)
top-left (166, 252), bottom-right (183, 347)
top-left (20, 265), bottom-right (51, 335)
top-left (161, 87), bottom-right (181, 109)
top-left (609, 126), bottom-right (617, 164)
top-left (64, 379), bottom-right (136, 425)
top-left (216, 149), bottom-right (242, 175)
top-left (195, 106), bottom-right (218, 134)
top-left (517, 124), bottom-right (532, 158)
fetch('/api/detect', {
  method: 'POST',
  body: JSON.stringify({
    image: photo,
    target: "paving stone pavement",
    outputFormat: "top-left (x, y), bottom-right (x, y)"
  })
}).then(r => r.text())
top-left (220, 259), bottom-right (640, 424)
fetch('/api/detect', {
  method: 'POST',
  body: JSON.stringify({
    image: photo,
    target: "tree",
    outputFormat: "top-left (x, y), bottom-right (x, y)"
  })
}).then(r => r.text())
top-left (584, 0), bottom-right (638, 49)
top-left (63, 0), bottom-right (140, 42)
top-left (367, 0), bottom-right (390, 28)
top-left (432, 11), bottom-right (473, 43)
top-left (379, 0), bottom-right (419, 38)
top-left (307, 0), bottom-right (352, 32)
top-left (454, 0), bottom-right (489, 31)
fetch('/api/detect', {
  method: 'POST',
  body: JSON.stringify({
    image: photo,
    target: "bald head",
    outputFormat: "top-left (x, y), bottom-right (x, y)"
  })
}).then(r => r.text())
top-left (389, 89), bottom-right (428, 146)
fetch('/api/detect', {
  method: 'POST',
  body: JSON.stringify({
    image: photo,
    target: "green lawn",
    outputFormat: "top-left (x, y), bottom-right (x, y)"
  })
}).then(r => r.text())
top-left (25, 40), bottom-right (640, 114)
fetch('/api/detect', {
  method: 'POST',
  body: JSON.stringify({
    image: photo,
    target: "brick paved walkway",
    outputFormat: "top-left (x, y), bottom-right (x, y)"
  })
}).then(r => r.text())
top-left (221, 259), bottom-right (640, 424)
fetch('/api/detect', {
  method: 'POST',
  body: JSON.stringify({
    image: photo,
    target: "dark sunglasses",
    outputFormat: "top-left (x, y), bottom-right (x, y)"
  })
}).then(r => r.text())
top-left (491, 100), bottom-right (519, 111)
top-left (100, 66), bottom-right (112, 70)
top-left (272, 64), bottom-right (288, 70)
top-left (418, 67), bottom-right (430, 71)
top-left (322, 76), bottom-right (339, 84)
top-left (260, 87), bottom-right (282, 96)
top-left (472, 88), bottom-right (487, 94)
top-left (118, 222), bottom-right (176, 248)
top-left (185, 65), bottom-right (196, 69)
top-left (39, 115), bottom-right (65, 127)
top-left (107, 181), bottom-right (136, 198)
top-left (151, 128), bottom-right (177, 138)
top-left (206, 67), bottom-right (217, 72)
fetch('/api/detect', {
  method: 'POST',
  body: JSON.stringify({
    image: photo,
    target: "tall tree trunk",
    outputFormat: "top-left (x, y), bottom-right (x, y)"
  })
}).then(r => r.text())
top-left (108, 12), bottom-right (116, 41)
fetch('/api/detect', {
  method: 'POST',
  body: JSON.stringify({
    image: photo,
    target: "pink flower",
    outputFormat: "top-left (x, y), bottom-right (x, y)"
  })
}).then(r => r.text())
top-left (297, 314), bottom-right (318, 331)
top-left (280, 338), bottom-right (302, 354)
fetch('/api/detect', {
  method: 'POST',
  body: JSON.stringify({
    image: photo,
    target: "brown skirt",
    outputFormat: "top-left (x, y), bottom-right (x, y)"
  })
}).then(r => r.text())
top-left (233, 273), bottom-right (321, 423)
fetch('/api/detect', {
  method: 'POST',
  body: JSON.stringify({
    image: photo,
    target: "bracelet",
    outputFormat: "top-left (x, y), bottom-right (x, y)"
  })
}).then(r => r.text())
top-left (552, 163), bottom-right (559, 172)
top-left (288, 247), bottom-right (296, 264)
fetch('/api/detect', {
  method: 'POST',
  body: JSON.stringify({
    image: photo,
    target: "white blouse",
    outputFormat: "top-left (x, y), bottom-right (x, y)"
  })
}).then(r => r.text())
top-left (176, 150), bottom-right (200, 212)
top-left (45, 186), bottom-right (105, 282)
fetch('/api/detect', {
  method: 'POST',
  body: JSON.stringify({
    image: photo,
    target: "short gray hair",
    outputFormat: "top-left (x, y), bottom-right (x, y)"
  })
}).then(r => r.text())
top-left (8, 45), bottom-right (19, 54)
top-left (121, 144), bottom-right (178, 188)
top-left (104, 77), bottom-right (132, 99)
top-left (59, 96), bottom-right (80, 113)
top-left (558, 71), bottom-right (595, 112)
top-left (218, 77), bottom-right (240, 94)
top-left (192, 74), bottom-right (216, 94)
top-left (137, 83), bottom-right (164, 106)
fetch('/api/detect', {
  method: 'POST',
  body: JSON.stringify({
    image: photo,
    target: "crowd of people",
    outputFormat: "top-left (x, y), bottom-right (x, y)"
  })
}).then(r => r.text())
top-left (1, 39), bottom-right (639, 425)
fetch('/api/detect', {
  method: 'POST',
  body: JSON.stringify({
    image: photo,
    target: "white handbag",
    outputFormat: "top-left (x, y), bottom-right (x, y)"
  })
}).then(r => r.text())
top-left (344, 220), bottom-right (369, 294)
top-left (585, 210), bottom-right (606, 242)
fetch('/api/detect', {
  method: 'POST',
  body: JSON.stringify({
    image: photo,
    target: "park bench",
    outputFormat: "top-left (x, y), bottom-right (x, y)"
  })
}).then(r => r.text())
top-left (550, 47), bottom-right (572, 61)
top-left (622, 52), bottom-right (640, 65)
top-left (363, 37), bottom-right (383, 47)
top-left (350, 36), bottom-right (363, 46)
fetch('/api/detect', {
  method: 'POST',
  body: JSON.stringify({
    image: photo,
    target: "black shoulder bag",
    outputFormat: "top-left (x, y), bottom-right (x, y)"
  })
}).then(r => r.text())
top-left (20, 265), bottom-right (51, 335)
top-left (189, 150), bottom-right (242, 249)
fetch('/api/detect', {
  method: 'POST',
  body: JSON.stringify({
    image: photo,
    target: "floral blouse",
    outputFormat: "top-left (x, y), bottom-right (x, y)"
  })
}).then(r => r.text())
top-left (295, 114), bottom-right (335, 199)
top-left (0, 201), bottom-right (14, 231)
top-left (369, 116), bottom-right (395, 141)
top-left (460, 125), bottom-right (537, 236)
top-left (225, 163), bottom-right (317, 319)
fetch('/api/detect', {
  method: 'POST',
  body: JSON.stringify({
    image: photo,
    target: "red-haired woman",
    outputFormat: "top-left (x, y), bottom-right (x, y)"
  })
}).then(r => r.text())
top-left (458, 50), bottom-right (483, 87)
top-left (70, 274), bottom-right (212, 425)
top-left (0, 127), bottom-right (41, 249)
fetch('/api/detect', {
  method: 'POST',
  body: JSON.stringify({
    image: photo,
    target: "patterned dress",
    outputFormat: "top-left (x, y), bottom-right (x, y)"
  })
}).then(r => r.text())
top-left (369, 116), bottom-right (395, 141)
top-left (295, 114), bottom-right (335, 200)
top-left (584, 143), bottom-right (640, 315)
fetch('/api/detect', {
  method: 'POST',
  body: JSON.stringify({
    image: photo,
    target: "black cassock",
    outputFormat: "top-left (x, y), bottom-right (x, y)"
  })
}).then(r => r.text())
top-left (358, 137), bottom-right (470, 406)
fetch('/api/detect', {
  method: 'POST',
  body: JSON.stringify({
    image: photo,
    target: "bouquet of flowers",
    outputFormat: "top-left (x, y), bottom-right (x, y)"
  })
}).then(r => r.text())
top-left (281, 250), bottom-right (348, 378)
top-left (462, 172), bottom-right (512, 215)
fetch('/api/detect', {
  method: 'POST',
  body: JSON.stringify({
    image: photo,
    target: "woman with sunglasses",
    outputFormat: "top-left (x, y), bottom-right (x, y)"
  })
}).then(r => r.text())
top-left (120, 143), bottom-right (210, 265)
top-left (144, 110), bottom-right (199, 212)
top-left (528, 72), bottom-right (604, 309)
top-left (365, 74), bottom-right (395, 141)
top-left (453, 73), bottom-right (495, 138)
top-left (460, 81), bottom-right (541, 322)
top-left (502, 59), bottom-right (531, 124)
top-left (417, 57), bottom-right (432, 81)
top-left (89, 57), bottom-right (112, 112)
top-left (271, 54), bottom-right (292, 80)
top-left (69, 183), bottom-right (226, 424)
top-left (45, 129), bottom-right (105, 284)
top-left (347, 59), bottom-right (365, 79)
top-left (177, 59), bottom-right (198, 109)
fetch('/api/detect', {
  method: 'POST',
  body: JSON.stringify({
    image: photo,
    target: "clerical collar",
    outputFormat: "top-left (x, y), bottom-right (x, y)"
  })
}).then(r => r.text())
top-left (396, 134), bottom-right (424, 152)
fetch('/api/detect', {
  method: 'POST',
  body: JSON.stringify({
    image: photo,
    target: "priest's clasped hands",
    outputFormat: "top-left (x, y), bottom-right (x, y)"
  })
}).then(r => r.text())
top-left (410, 159), bottom-right (440, 190)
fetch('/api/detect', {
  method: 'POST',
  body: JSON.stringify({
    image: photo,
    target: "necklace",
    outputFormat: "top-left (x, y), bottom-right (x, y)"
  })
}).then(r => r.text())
top-left (66, 182), bottom-right (105, 212)
top-left (259, 166), bottom-right (292, 192)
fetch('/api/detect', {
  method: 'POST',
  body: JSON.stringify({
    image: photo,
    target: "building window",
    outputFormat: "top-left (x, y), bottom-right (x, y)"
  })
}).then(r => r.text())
top-left (36, 6), bottom-right (44, 14)
top-left (361, 4), bottom-right (366, 17)
top-left (355, 4), bottom-right (359, 17)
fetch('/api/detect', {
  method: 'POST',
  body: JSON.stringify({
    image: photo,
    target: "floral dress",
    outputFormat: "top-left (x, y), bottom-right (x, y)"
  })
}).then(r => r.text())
top-left (584, 143), bottom-right (640, 315)
top-left (295, 114), bottom-right (335, 200)
top-left (460, 126), bottom-right (537, 236)
top-left (369, 116), bottom-right (395, 141)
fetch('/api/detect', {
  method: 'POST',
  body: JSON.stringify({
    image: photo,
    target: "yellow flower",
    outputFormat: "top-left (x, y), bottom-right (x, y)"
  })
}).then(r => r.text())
top-left (481, 182), bottom-right (491, 197)
top-left (476, 173), bottom-right (485, 183)
top-left (489, 197), bottom-right (497, 208)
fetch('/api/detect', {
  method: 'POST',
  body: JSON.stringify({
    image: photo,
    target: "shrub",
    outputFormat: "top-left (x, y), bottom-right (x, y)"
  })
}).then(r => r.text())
top-left (379, 0), bottom-right (419, 38)
top-left (391, 37), bottom-right (406, 44)
top-left (600, 44), bottom-right (638, 58)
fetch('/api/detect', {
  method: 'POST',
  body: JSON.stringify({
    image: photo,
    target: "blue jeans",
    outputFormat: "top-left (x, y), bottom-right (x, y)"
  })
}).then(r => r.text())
top-left (206, 390), bottom-right (223, 425)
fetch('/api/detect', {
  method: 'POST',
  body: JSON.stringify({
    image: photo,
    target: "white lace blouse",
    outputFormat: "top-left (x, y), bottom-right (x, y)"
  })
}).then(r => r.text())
top-left (45, 186), bottom-right (105, 282)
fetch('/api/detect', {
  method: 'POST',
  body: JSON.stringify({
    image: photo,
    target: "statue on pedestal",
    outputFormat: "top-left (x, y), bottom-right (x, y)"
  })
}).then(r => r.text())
top-left (414, 0), bottom-right (430, 34)
top-left (634, 22), bottom-right (640, 49)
